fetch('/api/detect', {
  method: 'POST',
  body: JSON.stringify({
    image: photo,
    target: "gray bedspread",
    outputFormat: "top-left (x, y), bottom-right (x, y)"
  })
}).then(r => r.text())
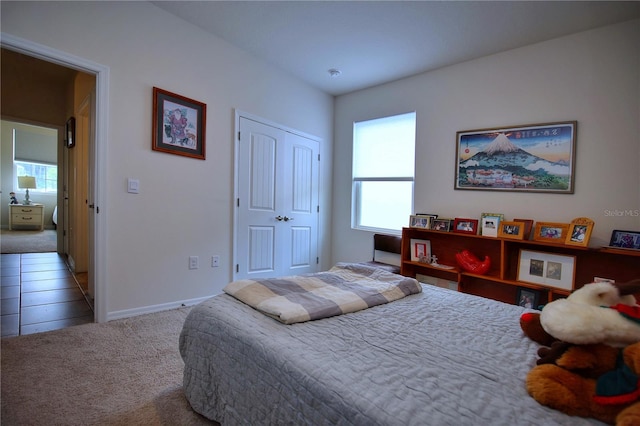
top-left (180, 283), bottom-right (604, 425)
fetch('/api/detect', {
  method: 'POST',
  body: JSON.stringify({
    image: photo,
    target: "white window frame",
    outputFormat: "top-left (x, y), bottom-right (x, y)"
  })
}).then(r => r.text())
top-left (14, 160), bottom-right (58, 193)
top-left (351, 112), bottom-right (416, 233)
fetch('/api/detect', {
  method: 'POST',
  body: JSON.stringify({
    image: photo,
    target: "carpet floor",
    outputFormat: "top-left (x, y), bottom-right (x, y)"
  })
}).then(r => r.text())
top-left (1, 229), bottom-right (57, 253)
top-left (1, 307), bottom-right (217, 425)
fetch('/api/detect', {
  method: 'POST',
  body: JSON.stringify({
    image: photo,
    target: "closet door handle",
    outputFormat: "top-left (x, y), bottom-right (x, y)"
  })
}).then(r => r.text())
top-left (283, 216), bottom-right (293, 222)
top-left (275, 215), bottom-right (284, 221)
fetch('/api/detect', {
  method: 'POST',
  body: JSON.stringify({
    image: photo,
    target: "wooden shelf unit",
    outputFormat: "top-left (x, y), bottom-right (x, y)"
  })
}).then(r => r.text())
top-left (401, 227), bottom-right (640, 306)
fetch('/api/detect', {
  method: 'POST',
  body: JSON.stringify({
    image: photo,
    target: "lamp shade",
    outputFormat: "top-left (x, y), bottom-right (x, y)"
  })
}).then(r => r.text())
top-left (18, 176), bottom-right (37, 189)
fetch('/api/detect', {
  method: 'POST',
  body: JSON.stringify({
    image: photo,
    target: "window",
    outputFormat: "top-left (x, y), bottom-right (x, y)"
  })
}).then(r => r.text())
top-left (15, 161), bottom-right (57, 192)
top-left (6, 121), bottom-right (59, 193)
top-left (352, 112), bottom-right (416, 232)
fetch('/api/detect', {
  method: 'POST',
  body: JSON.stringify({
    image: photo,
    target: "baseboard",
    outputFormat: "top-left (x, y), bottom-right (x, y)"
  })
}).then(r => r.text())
top-left (106, 294), bottom-right (216, 322)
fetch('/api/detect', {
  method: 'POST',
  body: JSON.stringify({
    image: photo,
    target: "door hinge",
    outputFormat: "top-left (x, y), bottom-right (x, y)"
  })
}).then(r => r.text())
top-left (317, 205), bottom-right (319, 213)
top-left (317, 154), bottom-right (320, 161)
top-left (97, 206), bottom-right (100, 214)
top-left (236, 264), bottom-right (239, 273)
top-left (238, 131), bottom-right (241, 140)
top-left (237, 198), bottom-right (240, 207)
top-left (316, 257), bottom-right (319, 264)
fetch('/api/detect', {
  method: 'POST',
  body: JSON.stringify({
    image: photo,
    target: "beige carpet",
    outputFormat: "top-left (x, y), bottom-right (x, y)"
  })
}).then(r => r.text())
top-left (1, 307), bottom-right (217, 425)
top-left (1, 229), bottom-right (57, 253)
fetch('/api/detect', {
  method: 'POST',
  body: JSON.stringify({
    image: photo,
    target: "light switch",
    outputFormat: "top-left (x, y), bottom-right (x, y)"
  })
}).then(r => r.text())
top-left (127, 178), bottom-right (140, 194)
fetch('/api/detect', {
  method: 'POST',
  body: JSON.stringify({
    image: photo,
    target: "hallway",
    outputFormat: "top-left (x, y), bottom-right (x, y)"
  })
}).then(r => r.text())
top-left (0, 252), bottom-right (93, 337)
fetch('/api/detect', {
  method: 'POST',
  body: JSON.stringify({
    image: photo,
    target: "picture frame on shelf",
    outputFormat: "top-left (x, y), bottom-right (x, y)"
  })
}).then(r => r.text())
top-left (410, 239), bottom-right (432, 263)
top-left (532, 222), bottom-right (570, 244)
top-left (454, 121), bottom-right (577, 193)
top-left (565, 217), bottom-right (595, 247)
top-left (480, 213), bottom-right (504, 237)
top-left (453, 218), bottom-right (478, 235)
top-left (516, 287), bottom-right (542, 310)
top-left (430, 218), bottom-right (452, 232)
top-left (517, 249), bottom-right (576, 291)
top-left (409, 215), bottom-right (432, 229)
top-left (152, 86), bottom-right (207, 160)
top-left (608, 229), bottom-right (640, 250)
top-left (498, 221), bottom-right (525, 240)
top-left (513, 218), bottom-right (534, 240)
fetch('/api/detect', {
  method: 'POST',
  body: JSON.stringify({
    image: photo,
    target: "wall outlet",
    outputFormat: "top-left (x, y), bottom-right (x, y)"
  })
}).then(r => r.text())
top-left (189, 256), bottom-right (199, 270)
top-left (211, 255), bottom-right (220, 267)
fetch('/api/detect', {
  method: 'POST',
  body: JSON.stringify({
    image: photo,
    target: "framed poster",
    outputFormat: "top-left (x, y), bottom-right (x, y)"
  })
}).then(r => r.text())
top-left (152, 87), bottom-right (206, 160)
top-left (455, 121), bottom-right (577, 193)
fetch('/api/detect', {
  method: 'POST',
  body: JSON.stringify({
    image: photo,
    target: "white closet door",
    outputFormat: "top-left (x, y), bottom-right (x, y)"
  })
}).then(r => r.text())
top-left (235, 117), bottom-right (319, 279)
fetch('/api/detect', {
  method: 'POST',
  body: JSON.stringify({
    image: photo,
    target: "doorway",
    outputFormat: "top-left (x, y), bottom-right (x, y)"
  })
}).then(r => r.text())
top-left (2, 33), bottom-right (109, 322)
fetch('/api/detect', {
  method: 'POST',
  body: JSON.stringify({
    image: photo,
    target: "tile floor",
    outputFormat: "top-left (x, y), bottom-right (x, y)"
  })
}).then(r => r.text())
top-left (1, 252), bottom-right (94, 337)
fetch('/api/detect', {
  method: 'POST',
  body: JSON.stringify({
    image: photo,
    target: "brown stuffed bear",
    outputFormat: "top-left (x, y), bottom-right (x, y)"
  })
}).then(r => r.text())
top-left (520, 280), bottom-right (640, 425)
top-left (526, 342), bottom-right (640, 425)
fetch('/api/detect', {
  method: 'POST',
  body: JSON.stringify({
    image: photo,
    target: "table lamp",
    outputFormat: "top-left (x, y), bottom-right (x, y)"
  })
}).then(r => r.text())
top-left (17, 176), bottom-right (36, 205)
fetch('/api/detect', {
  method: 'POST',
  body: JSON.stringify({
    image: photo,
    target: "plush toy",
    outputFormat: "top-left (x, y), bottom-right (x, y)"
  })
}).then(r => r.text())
top-left (521, 280), bottom-right (640, 425)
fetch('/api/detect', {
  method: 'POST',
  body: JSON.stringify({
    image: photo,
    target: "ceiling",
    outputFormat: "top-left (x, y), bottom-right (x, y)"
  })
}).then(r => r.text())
top-left (152, 1), bottom-right (639, 96)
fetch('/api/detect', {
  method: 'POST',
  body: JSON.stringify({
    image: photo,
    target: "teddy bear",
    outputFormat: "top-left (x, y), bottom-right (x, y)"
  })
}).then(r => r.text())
top-left (520, 280), bottom-right (640, 425)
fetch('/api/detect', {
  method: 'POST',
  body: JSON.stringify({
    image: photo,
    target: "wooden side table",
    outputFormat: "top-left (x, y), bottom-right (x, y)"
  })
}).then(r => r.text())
top-left (8, 204), bottom-right (45, 231)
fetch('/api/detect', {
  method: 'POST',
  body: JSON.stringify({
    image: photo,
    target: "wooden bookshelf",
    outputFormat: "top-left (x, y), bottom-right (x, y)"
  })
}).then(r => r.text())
top-left (401, 227), bottom-right (640, 306)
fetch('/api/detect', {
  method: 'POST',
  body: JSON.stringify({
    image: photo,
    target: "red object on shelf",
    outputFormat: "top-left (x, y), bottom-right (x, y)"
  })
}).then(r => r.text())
top-left (455, 250), bottom-right (491, 275)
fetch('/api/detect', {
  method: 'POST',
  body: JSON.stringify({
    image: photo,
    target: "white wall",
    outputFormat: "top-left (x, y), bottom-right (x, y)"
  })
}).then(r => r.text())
top-left (332, 20), bottom-right (640, 264)
top-left (1, 1), bottom-right (333, 319)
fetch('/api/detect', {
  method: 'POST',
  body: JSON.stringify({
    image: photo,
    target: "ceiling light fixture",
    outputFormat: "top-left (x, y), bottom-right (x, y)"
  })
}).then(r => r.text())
top-left (328, 68), bottom-right (342, 78)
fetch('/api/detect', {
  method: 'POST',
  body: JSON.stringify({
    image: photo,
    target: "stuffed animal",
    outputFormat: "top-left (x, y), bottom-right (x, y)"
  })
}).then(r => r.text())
top-left (521, 280), bottom-right (640, 425)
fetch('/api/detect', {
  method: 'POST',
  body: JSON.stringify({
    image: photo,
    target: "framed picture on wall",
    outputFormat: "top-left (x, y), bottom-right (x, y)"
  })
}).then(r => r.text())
top-left (152, 87), bottom-right (207, 160)
top-left (65, 117), bottom-right (76, 148)
top-left (455, 121), bottom-right (577, 193)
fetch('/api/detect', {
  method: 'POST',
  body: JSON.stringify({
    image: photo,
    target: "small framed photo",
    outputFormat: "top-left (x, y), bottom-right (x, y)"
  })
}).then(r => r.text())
top-left (517, 249), bottom-right (576, 291)
top-left (65, 117), bottom-right (76, 148)
top-left (453, 218), bottom-right (478, 235)
top-left (152, 87), bottom-right (207, 160)
top-left (565, 217), bottom-right (594, 247)
top-left (410, 239), bottom-right (432, 263)
top-left (498, 221), bottom-right (525, 240)
top-left (516, 287), bottom-right (541, 310)
top-left (480, 213), bottom-right (504, 237)
top-left (609, 230), bottom-right (640, 250)
top-left (532, 222), bottom-right (569, 244)
top-left (513, 219), bottom-right (534, 240)
top-left (410, 215), bottom-right (432, 229)
top-left (430, 218), bottom-right (452, 232)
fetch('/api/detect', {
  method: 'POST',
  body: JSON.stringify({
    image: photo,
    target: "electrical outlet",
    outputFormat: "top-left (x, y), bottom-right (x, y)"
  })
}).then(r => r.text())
top-left (211, 255), bottom-right (220, 267)
top-left (189, 256), bottom-right (199, 270)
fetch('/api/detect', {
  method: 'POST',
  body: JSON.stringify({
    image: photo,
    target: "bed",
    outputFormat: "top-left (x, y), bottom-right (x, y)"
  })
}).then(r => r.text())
top-left (179, 238), bottom-right (603, 425)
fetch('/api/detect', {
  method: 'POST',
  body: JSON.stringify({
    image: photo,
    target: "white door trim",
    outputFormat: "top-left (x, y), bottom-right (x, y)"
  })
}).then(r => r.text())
top-left (1, 32), bottom-right (110, 323)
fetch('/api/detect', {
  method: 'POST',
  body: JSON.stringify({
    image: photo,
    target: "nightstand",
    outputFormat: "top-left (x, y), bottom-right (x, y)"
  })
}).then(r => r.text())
top-left (8, 204), bottom-right (45, 231)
